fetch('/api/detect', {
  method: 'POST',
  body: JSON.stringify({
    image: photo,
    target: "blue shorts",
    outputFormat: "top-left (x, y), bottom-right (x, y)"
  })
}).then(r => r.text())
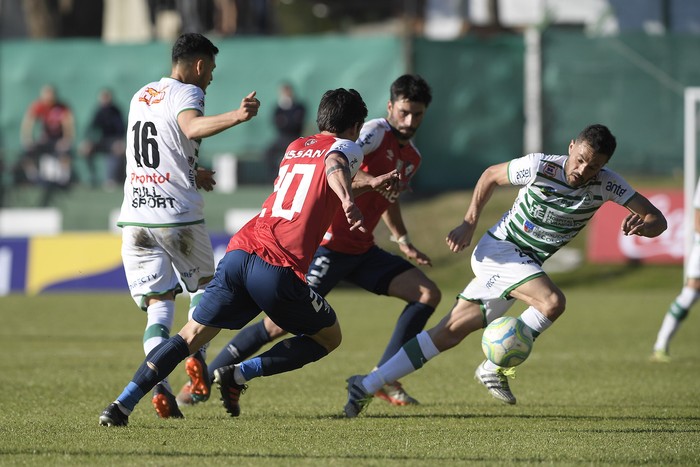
top-left (306, 245), bottom-right (414, 297)
top-left (193, 250), bottom-right (337, 335)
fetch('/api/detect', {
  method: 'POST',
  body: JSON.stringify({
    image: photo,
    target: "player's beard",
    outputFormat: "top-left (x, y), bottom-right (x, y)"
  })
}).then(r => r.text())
top-left (397, 126), bottom-right (416, 139)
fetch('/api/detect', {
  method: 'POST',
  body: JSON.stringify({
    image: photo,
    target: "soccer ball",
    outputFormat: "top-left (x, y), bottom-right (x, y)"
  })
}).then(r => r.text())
top-left (481, 316), bottom-right (534, 368)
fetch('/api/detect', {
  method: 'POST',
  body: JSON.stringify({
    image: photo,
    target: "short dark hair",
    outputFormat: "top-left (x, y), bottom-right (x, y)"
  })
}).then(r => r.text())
top-left (316, 88), bottom-right (367, 133)
top-left (390, 74), bottom-right (432, 107)
top-left (576, 124), bottom-right (617, 158)
top-left (171, 33), bottom-right (219, 64)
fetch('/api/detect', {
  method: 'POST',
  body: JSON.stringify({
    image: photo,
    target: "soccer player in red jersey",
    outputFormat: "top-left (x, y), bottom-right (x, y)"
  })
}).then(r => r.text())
top-left (182, 75), bottom-right (440, 408)
top-left (99, 88), bottom-right (398, 426)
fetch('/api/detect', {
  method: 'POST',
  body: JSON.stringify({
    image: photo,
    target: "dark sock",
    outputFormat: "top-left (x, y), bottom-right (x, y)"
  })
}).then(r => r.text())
top-left (207, 319), bottom-right (271, 380)
top-left (239, 335), bottom-right (328, 380)
top-left (377, 302), bottom-right (435, 366)
top-left (117, 334), bottom-right (190, 411)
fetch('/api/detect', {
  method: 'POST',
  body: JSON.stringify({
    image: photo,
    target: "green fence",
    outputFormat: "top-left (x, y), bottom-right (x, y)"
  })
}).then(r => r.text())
top-left (541, 29), bottom-right (700, 176)
top-left (3, 31), bottom-right (698, 206)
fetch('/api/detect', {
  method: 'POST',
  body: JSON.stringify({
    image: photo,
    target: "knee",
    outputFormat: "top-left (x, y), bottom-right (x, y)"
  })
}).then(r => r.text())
top-left (312, 321), bottom-right (342, 353)
top-left (264, 318), bottom-right (288, 340)
top-left (418, 280), bottom-right (442, 308)
top-left (542, 291), bottom-right (566, 321)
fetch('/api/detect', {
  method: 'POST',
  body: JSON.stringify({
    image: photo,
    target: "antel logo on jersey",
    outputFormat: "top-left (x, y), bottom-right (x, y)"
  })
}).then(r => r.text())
top-left (139, 87), bottom-right (167, 106)
top-left (130, 172), bottom-right (172, 184)
top-left (605, 181), bottom-right (627, 197)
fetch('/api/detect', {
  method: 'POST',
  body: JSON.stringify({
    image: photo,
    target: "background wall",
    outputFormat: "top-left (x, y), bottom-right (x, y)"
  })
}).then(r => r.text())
top-left (3, 31), bottom-right (700, 197)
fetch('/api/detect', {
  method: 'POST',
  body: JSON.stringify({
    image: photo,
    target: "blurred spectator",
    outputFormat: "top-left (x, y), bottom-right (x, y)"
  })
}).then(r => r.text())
top-left (79, 88), bottom-right (127, 189)
top-left (264, 82), bottom-right (306, 180)
top-left (213, 0), bottom-right (238, 36)
top-left (20, 0), bottom-right (103, 38)
top-left (15, 84), bottom-right (75, 206)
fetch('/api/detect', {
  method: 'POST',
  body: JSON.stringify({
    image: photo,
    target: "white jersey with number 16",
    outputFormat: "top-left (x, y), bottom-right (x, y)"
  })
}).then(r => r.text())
top-left (118, 77), bottom-right (206, 228)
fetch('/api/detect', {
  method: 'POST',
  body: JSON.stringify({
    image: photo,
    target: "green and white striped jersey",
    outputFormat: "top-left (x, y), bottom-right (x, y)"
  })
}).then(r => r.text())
top-left (490, 153), bottom-right (636, 263)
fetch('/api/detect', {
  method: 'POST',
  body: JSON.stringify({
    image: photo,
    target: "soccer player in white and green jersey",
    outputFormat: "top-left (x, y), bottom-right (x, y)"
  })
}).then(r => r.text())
top-left (116, 32), bottom-right (260, 419)
top-left (344, 124), bottom-right (668, 416)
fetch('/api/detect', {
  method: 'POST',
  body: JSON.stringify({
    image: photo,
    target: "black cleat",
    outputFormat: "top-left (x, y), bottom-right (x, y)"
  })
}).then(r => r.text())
top-left (213, 365), bottom-right (247, 417)
top-left (99, 403), bottom-right (129, 427)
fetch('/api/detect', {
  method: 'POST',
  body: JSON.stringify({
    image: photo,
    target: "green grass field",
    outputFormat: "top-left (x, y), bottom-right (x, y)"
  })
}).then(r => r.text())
top-left (1, 186), bottom-right (699, 465)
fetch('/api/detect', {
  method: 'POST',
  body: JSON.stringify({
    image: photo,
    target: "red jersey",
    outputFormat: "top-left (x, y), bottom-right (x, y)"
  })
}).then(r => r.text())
top-left (321, 118), bottom-right (422, 254)
top-left (228, 134), bottom-right (364, 280)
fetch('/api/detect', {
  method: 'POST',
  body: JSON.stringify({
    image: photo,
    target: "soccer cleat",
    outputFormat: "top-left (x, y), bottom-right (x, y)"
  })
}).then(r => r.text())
top-left (99, 403), bottom-right (129, 427)
top-left (152, 383), bottom-right (185, 419)
top-left (344, 374), bottom-right (373, 418)
top-left (474, 360), bottom-right (517, 405)
top-left (649, 349), bottom-right (671, 363)
top-left (375, 380), bottom-right (419, 406)
top-left (213, 365), bottom-right (247, 417)
top-left (176, 382), bottom-right (195, 407)
top-left (176, 351), bottom-right (211, 406)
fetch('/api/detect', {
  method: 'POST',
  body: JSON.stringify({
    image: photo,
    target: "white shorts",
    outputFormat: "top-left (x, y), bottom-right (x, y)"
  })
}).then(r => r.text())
top-left (459, 232), bottom-right (545, 323)
top-left (122, 224), bottom-right (215, 309)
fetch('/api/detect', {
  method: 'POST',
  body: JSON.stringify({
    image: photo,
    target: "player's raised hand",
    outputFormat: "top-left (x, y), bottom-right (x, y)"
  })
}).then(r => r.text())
top-left (371, 169), bottom-right (400, 193)
top-left (446, 221), bottom-right (476, 252)
top-left (621, 212), bottom-right (646, 236)
top-left (195, 167), bottom-right (216, 191)
top-left (238, 91), bottom-right (260, 122)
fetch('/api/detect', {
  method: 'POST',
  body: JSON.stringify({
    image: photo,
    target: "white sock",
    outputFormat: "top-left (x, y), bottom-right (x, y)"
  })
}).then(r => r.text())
top-left (653, 286), bottom-right (697, 352)
top-left (519, 306), bottom-right (553, 335)
top-left (675, 286), bottom-right (700, 309)
top-left (189, 288), bottom-right (209, 358)
top-left (363, 331), bottom-right (440, 393)
top-left (233, 364), bottom-right (247, 385)
top-left (653, 314), bottom-right (679, 352)
top-left (143, 300), bottom-right (175, 391)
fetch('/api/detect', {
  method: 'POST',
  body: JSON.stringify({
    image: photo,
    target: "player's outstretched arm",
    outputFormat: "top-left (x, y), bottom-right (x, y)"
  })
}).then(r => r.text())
top-left (352, 169), bottom-right (399, 196)
top-left (622, 193), bottom-right (668, 237)
top-left (178, 91), bottom-right (261, 140)
top-left (446, 162), bottom-right (510, 252)
top-left (325, 151), bottom-right (365, 232)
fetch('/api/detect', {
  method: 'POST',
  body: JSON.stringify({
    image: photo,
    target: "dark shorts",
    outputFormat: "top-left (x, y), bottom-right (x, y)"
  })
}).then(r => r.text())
top-left (193, 250), bottom-right (337, 335)
top-left (306, 245), bottom-right (414, 297)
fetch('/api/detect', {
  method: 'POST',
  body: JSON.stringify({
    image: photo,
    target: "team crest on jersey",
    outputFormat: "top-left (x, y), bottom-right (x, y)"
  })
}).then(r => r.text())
top-left (305, 139), bottom-right (317, 146)
top-left (404, 163), bottom-right (415, 177)
top-left (581, 191), bottom-right (594, 207)
top-left (543, 162), bottom-right (558, 177)
top-left (386, 149), bottom-right (395, 161)
top-left (139, 87), bottom-right (166, 106)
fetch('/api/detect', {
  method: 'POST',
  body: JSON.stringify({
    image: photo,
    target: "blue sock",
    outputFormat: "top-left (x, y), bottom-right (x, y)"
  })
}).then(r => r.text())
top-left (117, 334), bottom-right (190, 411)
top-left (207, 319), bottom-right (271, 381)
top-left (239, 335), bottom-right (327, 380)
top-left (377, 302), bottom-right (435, 366)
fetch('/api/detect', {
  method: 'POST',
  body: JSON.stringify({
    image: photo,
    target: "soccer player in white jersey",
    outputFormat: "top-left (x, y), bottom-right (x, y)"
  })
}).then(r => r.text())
top-left (116, 32), bottom-right (260, 419)
top-left (344, 124), bottom-right (668, 417)
top-left (650, 177), bottom-right (700, 362)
